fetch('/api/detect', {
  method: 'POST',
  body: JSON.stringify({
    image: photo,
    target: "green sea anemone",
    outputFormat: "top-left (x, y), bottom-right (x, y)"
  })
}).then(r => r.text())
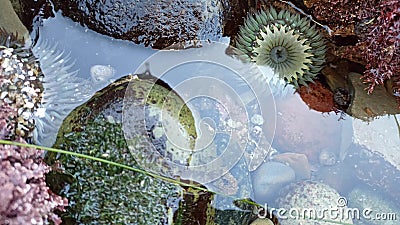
top-left (235, 7), bottom-right (326, 88)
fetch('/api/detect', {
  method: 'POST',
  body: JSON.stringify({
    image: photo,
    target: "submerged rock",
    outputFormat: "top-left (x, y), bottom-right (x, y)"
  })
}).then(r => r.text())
top-left (272, 153), bottom-right (311, 180)
top-left (48, 73), bottom-right (200, 223)
top-left (52, 0), bottom-right (223, 49)
top-left (56, 73), bottom-right (197, 172)
top-left (347, 186), bottom-right (399, 225)
top-left (47, 70), bottom-right (262, 224)
top-left (352, 116), bottom-right (400, 171)
top-left (343, 145), bottom-right (400, 204)
top-left (276, 180), bottom-right (353, 225)
top-left (252, 161), bottom-right (296, 205)
top-left (48, 115), bottom-right (182, 224)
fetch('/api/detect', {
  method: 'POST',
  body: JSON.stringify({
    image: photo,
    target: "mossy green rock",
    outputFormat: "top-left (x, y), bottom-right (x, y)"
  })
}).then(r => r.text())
top-left (55, 74), bottom-right (197, 149)
top-left (47, 74), bottom-right (200, 224)
top-left (47, 73), bottom-right (260, 224)
top-left (48, 117), bottom-right (180, 224)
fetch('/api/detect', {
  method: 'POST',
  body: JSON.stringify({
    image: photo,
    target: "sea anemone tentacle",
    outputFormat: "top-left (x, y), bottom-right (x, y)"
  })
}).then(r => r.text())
top-left (31, 39), bottom-right (92, 146)
top-left (235, 7), bottom-right (326, 92)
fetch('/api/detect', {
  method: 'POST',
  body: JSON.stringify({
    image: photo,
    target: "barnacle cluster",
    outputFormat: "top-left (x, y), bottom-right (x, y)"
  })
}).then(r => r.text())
top-left (0, 29), bottom-right (43, 141)
top-left (235, 7), bottom-right (326, 89)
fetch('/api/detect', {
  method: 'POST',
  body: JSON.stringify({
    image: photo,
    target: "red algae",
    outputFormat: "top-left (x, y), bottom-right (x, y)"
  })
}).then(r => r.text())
top-left (304, 0), bottom-right (400, 105)
top-left (298, 81), bottom-right (337, 113)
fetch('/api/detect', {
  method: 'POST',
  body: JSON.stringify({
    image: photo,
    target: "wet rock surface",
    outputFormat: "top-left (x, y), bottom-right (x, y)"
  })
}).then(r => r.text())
top-left (47, 73), bottom-right (202, 224)
top-left (48, 115), bottom-right (182, 224)
top-left (52, 0), bottom-right (223, 49)
top-left (276, 180), bottom-right (354, 225)
top-left (272, 153), bottom-right (311, 180)
top-left (343, 145), bottom-right (400, 205)
top-left (252, 161), bottom-right (296, 205)
top-left (313, 162), bottom-right (357, 195)
top-left (347, 72), bottom-right (400, 120)
top-left (352, 116), bottom-right (400, 171)
top-left (348, 186), bottom-right (399, 225)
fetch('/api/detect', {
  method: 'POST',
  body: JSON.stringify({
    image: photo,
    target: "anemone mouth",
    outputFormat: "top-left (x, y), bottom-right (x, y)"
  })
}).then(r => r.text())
top-left (235, 7), bottom-right (326, 89)
top-left (253, 25), bottom-right (313, 83)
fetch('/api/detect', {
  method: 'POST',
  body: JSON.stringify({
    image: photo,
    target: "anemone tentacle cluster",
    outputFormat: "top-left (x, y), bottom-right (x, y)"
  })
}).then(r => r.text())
top-left (32, 39), bottom-right (92, 146)
top-left (235, 7), bottom-right (326, 89)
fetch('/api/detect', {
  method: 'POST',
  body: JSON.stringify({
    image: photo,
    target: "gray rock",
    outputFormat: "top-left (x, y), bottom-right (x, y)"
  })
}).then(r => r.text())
top-left (348, 187), bottom-right (399, 225)
top-left (352, 116), bottom-right (400, 171)
top-left (276, 181), bottom-right (353, 225)
top-left (52, 0), bottom-right (223, 49)
top-left (347, 72), bottom-right (400, 120)
top-left (252, 161), bottom-right (295, 204)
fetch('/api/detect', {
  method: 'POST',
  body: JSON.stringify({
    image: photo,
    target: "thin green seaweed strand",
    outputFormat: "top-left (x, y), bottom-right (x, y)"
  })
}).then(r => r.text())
top-left (0, 139), bottom-right (211, 193)
top-left (0, 139), bottom-right (354, 225)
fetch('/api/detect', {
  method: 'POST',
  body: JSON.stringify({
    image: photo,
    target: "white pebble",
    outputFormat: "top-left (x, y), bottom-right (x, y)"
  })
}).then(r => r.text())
top-left (90, 64), bottom-right (116, 82)
top-left (251, 114), bottom-right (264, 125)
top-left (34, 108), bottom-right (46, 118)
top-left (25, 101), bottom-right (35, 109)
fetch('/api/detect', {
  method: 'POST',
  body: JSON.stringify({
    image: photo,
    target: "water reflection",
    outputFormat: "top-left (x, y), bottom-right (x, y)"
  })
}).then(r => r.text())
top-left (37, 11), bottom-right (156, 89)
top-left (33, 8), bottom-right (400, 223)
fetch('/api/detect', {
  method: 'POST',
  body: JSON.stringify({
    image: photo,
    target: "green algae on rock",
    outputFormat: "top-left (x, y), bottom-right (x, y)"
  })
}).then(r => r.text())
top-left (47, 72), bottom-right (260, 224)
top-left (48, 73), bottom-right (201, 223)
top-left (48, 116), bottom-right (182, 224)
top-left (56, 73), bottom-right (197, 154)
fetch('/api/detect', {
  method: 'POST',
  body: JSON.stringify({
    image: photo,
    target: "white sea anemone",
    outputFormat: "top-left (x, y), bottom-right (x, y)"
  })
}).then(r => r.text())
top-left (32, 39), bottom-right (92, 146)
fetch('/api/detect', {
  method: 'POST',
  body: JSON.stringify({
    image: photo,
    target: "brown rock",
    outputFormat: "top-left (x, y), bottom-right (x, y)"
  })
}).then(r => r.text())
top-left (272, 153), bottom-right (311, 180)
top-left (347, 72), bottom-right (400, 120)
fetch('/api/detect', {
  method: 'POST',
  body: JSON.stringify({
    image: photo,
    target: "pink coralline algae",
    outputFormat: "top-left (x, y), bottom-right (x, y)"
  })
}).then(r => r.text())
top-left (0, 100), bottom-right (67, 224)
top-left (305, 0), bottom-right (400, 103)
top-left (361, 0), bottom-right (399, 94)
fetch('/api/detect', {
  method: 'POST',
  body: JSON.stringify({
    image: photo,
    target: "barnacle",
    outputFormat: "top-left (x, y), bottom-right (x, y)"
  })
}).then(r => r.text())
top-left (235, 7), bottom-right (326, 89)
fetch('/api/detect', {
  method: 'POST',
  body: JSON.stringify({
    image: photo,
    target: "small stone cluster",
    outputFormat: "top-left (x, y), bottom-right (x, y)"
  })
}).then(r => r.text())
top-left (0, 30), bottom-right (43, 141)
